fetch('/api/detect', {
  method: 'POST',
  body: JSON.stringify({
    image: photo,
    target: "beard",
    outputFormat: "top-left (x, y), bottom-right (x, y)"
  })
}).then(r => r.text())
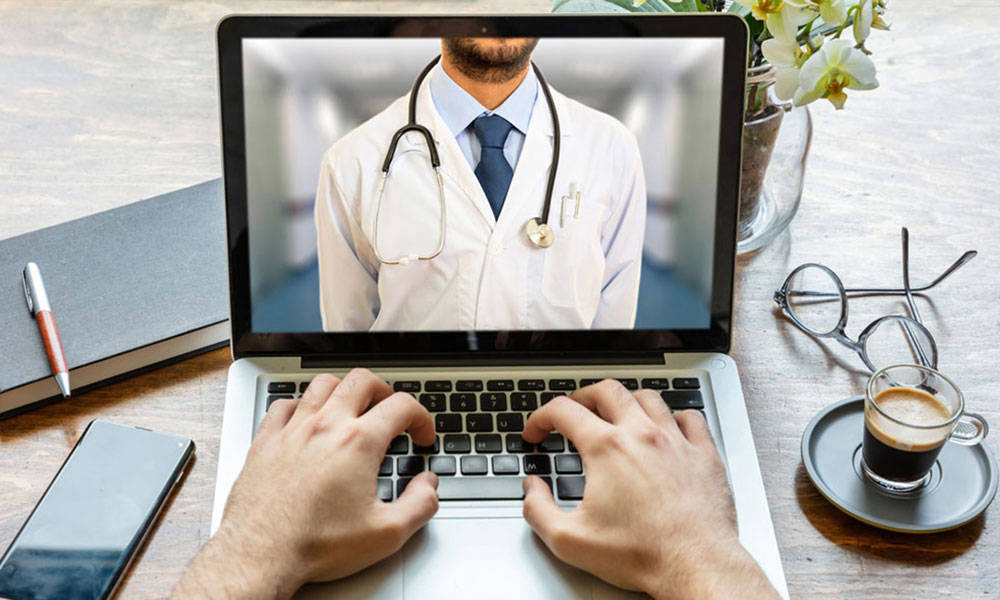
top-left (443, 37), bottom-right (540, 84)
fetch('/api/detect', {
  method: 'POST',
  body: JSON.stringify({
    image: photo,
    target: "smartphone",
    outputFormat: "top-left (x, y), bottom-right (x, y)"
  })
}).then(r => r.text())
top-left (0, 419), bottom-right (194, 600)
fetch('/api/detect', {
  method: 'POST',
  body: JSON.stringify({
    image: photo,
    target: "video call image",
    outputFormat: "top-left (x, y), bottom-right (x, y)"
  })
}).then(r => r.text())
top-left (243, 37), bottom-right (724, 332)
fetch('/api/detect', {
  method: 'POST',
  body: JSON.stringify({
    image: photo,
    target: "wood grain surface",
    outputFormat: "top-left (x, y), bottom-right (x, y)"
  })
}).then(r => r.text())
top-left (1, 1), bottom-right (998, 598)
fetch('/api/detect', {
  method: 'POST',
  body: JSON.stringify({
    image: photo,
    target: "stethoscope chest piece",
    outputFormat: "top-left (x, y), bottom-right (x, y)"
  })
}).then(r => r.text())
top-left (525, 218), bottom-right (555, 249)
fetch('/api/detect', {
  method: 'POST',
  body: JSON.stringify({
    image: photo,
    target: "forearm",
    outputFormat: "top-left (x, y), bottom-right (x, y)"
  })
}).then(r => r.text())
top-left (171, 526), bottom-right (302, 600)
top-left (648, 545), bottom-right (779, 600)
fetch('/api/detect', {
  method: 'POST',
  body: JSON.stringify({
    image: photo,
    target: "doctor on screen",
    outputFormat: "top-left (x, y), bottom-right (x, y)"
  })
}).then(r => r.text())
top-left (315, 37), bottom-right (647, 332)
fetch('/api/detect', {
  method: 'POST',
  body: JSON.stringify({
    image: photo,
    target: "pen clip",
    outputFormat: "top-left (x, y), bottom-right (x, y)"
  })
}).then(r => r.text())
top-left (21, 267), bottom-right (34, 315)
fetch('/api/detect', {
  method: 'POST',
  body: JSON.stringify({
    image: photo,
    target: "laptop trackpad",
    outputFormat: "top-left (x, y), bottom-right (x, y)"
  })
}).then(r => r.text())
top-left (402, 516), bottom-right (645, 600)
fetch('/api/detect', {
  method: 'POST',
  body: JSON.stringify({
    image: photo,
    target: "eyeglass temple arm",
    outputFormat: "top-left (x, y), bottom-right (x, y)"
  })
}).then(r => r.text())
top-left (899, 227), bottom-right (932, 366)
top-left (841, 250), bottom-right (977, 295)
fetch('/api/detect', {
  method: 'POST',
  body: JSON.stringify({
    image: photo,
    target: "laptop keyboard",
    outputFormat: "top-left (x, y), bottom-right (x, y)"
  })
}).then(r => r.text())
top-left (265, 376), bottom-right (704, 502)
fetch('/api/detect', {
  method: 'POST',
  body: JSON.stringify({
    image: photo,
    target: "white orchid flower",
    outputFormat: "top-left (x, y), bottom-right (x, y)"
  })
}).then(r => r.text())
top-left (761, 38), bottom-right (809, 101)
top-left (853, 0), bottom-right (873, 43)
top-left (786, 0), bottom-right (848, 27)
top-left (793, 38), bottom-right (878, 109)
top-left (733, 0), bottom-right (806, 44)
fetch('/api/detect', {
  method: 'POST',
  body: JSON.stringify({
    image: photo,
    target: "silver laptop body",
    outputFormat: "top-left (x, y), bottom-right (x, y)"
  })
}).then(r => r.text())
top-left (211, 14), bottom-right (788, 599)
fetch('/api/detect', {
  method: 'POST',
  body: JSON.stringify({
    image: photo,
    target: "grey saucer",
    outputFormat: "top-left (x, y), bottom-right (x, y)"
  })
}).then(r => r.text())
top-left (801, 396), bottom-right (999, 533)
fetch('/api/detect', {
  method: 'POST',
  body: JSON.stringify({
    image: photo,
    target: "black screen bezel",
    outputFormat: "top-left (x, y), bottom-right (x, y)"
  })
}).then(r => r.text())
top-left (0, 419), bottom-right (194, 600)
top-left (217, 14), bottom-right (748, 360)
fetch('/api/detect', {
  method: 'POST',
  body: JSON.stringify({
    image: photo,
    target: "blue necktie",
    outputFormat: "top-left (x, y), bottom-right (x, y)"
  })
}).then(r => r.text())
top-left (472, 115), bottom-right (514, 219)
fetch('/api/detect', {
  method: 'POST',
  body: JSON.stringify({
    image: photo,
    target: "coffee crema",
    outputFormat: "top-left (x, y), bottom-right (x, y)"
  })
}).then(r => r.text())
top-left (866, 387), bottom-right (952, 452)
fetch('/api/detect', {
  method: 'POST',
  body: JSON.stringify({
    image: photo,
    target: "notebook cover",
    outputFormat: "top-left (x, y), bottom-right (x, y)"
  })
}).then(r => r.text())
top-left (0, 179), bottom-right (229, 394)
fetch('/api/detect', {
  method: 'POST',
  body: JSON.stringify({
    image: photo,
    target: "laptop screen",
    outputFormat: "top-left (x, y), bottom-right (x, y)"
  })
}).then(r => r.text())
top-left (240, 35), bottom-right (725, 335)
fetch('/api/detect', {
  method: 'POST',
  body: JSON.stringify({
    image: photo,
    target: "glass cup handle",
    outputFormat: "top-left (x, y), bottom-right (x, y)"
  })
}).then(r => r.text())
top-left (949, 412), bottom-right (989, 446)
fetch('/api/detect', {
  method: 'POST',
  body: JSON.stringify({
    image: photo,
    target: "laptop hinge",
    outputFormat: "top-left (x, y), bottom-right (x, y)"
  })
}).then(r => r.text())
top-left (300, 351), bottom-right (665, 369)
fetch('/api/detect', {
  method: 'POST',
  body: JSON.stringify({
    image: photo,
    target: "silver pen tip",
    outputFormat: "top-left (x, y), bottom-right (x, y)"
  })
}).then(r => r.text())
top-left (55, 372), bottom-right (71, 398)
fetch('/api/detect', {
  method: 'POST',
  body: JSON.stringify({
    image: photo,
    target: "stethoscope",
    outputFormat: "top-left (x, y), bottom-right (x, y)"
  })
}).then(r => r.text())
top-left (372, 55), bottom-right (561, 266)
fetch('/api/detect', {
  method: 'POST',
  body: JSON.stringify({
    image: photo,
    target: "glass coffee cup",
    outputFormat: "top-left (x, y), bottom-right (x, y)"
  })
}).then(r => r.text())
top-left (862, 364), bottom-right (989, 492)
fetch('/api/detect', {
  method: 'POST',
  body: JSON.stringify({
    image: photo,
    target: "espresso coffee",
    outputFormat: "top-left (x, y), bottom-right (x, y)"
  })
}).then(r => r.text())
top-left (862, 387), bottom-right (952, 483)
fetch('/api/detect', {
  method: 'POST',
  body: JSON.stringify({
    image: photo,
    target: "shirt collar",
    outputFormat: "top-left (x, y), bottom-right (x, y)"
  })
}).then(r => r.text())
top-left (429, 62), bottom-right (538, 139)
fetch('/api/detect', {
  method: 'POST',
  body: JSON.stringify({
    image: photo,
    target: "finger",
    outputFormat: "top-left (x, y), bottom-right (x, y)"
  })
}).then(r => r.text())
top-left (522, 395), bottom-right (610, 448)
top-left (254, 398), bottom-right (297, 448)
top-left (358, 392), bottom-right (436, 448)
top-left (522, 475), bottom-right (571, 548)
top-left (291, 373), bottom-right (340, 422)
top-left (673, 410), bottom-right (717, 453)
top-left (381, 471), bottom-right (439, 544)
top-left (322, 368), bottom-right (393, 417)
top-left (570, 379), bottom-right (643, 424)
top-left (632, 389), bottom-right (680, 431)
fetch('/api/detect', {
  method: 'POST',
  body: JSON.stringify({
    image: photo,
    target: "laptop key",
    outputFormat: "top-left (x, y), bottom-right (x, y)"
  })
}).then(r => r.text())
top-left (579, 378), bottom-right (602, 387)
top-left (436, 414), bottom-right (462, 433)
top-left (377, 478), bottom-right (393, 502)
top-left (642, 378), bottom-right (671, 390)
top-left (449, 393), bottom-right (477, 412)
top-left (511, 393), bottom-right (538, 411)
top-left (487, 379), bottom-right (515, 391)
top-left (414, 438), bottom-right (440, 454)
top-left (518, 379), bottom-right (545, 391)
top-left (266, 394), bottom-right (293, 409)
top-left (617, 378), bottom-right (639, 390)
top-left (456, 380), bottom-right (484, 392)
top-left (420, 393), bottom-right (446, 412)
top-left (460, 455), bottom-right (489, 475)
top-left (267, 381), bottom-right (296, 394)
top-left (443, 434), bottom-right (471, 454)
top-left (397, 456), bottom-right (424, 476)
top-left (673, 378), bottom-right (701, 390)
top-left (466, 413), bottom-right (493, 432)
top-left (474, 434), bottom-right (502, 453)
top-left (662, 390), bottom-right (704, 409)
top-left (298, 381), bottom-right (311, 393)
top-left (430, 456), bottom-right (457, 476)
top-left (393, 381), bottom-right (421, 393)
top-left (506, 434), bottom-right (533, 453)
top-left (548, 379), bottom-right (577, 391)
top-left (557, 476), bottom-right (586, 500)
top-left (437, 476), bottom-right (525, 500)
top-left (492, 455), bottom-right (520, 475)
top-left (540, 392), bottom-right (559, 405)
top-left (397, 477), bottom-right (413, 496)
top-left (538, 433), bottom-right (565, 453)
top-left (379, 457), bottom-right (393, 476)
top-left (497, 413), bottom-right (524, 432)
top-left (480, 392), bottom-right (507, 411)
top-left (555, 454), bottom-right (583, 474)
top-left (523, 454), bottom-right (552, 475)
top-left (425, 380), bottom-right (453, 392)
top-left (387, 435), bottom-right (409, 455)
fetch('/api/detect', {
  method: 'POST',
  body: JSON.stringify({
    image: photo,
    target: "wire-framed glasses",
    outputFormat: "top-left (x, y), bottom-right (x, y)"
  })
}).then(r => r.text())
top-left (773, 227), bottom-right (977, 373)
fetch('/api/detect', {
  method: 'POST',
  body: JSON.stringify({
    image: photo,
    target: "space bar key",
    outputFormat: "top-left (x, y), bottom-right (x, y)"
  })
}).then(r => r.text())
top-left (437, 477), bottom-right (526, 500)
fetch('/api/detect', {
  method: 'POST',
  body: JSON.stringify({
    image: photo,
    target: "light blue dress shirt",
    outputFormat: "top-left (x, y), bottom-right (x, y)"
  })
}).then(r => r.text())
top-left (428, 63), bottom-right (539, 172)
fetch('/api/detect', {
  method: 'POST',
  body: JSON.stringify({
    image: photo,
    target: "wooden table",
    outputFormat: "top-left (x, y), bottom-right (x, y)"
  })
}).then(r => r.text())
top-left (2, 1), bottom-right (997, 597)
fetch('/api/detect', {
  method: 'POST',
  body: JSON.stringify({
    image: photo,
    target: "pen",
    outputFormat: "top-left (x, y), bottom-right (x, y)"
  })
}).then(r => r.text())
top-left (22, 262), bottom-right (71, 398)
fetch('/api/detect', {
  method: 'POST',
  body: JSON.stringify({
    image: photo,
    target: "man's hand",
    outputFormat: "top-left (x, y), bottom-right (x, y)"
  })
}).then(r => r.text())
top-left (172, 370), bottom-right (439, 599)
top-left (520, 380), bottom-right (778, 600)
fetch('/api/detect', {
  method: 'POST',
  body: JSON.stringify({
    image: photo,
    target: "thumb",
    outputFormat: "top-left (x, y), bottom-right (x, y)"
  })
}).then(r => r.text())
top-left (390, 471), bottom-right (440, 537)
top-left (522, 476), bottom-right (568, 546)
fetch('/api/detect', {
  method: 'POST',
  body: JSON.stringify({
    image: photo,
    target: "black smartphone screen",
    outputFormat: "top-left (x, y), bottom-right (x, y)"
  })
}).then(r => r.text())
top-left (0, 419), bottom-right (194, 600)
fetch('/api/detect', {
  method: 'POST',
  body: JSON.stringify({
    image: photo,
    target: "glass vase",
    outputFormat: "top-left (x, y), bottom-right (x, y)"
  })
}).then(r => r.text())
top-left (738, 65), bottom-right (813, 254)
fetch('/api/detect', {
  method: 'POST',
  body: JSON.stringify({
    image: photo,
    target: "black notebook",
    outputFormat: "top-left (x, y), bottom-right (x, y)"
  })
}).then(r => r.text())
top-left (0, 179), bottom-right (229, 418)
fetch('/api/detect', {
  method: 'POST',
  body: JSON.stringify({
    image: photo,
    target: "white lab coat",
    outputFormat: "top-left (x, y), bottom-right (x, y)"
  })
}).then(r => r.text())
top-left (315, 75), bottom-right (646, 332)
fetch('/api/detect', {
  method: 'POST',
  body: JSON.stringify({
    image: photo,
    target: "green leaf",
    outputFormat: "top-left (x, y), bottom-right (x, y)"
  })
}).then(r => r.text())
top-left (552, 0), bottom-right (681, 13)
top-left (727, 2), bottom-right (751, 16)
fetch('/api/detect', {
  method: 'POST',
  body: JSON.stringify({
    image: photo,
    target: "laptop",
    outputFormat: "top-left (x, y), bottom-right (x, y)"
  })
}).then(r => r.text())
top-left (211, 14), bottom-right (788, 599)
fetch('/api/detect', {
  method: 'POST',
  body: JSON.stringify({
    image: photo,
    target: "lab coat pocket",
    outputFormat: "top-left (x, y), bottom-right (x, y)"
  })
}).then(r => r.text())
top-left (540, 198), bottom-right (606, 316)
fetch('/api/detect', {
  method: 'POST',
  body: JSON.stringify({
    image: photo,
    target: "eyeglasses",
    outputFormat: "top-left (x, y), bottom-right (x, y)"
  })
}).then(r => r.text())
top-left (773, 227), bottom-right (977, 373)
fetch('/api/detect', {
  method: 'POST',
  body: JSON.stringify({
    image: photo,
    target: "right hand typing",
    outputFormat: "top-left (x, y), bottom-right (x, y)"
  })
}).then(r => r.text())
top-left (520, 380), bottom-right (779, 600)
